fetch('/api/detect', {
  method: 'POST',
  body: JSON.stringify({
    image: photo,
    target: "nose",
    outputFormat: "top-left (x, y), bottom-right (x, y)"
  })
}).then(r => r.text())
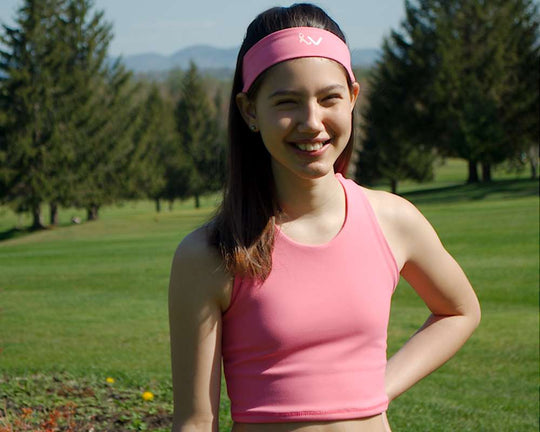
top-left (297, 100), bottom-right (324, 133)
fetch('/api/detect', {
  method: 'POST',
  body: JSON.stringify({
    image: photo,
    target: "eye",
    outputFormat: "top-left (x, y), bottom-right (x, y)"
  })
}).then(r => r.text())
top-left (275, 99), bottom-right (296, 106)
top-left (322, 93), bottom-right (342, 103)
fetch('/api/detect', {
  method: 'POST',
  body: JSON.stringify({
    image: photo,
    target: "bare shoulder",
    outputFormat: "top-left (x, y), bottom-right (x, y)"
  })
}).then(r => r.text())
top-left (170, 225), bottom-right (232, 310)
top-left (360, 187), bottom-right (431, 239)
top-left (360, 187), bottom-right (441, 269)
top-left (174, 225), bottom-right (218, 265)
top-left (361, 187), bottom-right (423, 227)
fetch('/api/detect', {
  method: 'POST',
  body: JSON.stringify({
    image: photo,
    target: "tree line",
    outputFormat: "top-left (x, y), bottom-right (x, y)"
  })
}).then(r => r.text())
top-left (1, 0), bottom-right (537, 229)
top-left (0, 0), bottom-right (225, 229)
top-left (357, 0), bottom-right (539, 192)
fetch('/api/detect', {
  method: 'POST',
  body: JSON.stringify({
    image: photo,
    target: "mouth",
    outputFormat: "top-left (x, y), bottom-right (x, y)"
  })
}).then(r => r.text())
top-left (291, 139), bottom-right (332, 152)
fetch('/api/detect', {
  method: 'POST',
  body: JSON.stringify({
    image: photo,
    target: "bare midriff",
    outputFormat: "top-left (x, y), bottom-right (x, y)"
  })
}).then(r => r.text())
top-left (232, 414), bottom-right (389, 432)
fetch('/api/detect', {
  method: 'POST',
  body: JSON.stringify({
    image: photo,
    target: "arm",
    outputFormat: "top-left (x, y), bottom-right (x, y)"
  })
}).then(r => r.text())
top-left (168, 228), bottom-right (231, 432)
top-left (371, 193), bottom-right (481, 402)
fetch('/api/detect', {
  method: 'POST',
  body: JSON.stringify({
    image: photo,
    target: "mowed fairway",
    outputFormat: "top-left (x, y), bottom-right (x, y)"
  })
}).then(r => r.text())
top-left (0, 172), bottom-right (538, 431)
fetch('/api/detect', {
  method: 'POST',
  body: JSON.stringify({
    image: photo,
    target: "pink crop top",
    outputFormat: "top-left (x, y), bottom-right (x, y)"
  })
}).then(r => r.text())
top-left (222, 174), bottom-right (399, 423)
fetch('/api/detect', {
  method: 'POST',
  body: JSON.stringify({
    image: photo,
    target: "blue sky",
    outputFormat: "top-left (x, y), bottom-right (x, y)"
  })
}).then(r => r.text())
top-left (0, 0), bottom-right (407, 56)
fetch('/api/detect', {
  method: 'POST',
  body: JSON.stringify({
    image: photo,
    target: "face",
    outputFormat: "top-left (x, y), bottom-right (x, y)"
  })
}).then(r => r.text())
top-left (237, 57), bottom-right (359, 182)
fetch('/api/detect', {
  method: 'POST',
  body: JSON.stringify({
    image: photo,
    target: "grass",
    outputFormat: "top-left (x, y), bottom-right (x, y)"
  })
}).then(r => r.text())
top-left (0, 160), bottom-right (538, 431)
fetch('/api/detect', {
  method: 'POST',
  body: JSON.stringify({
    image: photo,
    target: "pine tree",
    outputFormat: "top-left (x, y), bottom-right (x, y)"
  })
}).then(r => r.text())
top-left (497, 0), bottom-right (539, 179)
top-left (175, 62), bottom-right (222, 208)
top-left (127, 84), bottom-right (177, 211)
top-left (161, 69), bottom-right (193, 210)
top-left (356, 3), bottom-right (437, 192)
top-left (360, 0), bottom-right (539, 184)
top-left (0, 0), bottom-right (68, 229)
top-left (430, 0), bottom-right (539, 182)
top-left (59, 0), bottom-right (135, 221)
top-left (0, 0), bottom-right (137, 226)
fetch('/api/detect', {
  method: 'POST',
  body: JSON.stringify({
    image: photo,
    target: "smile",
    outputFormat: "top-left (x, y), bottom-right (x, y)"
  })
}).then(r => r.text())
top-left (292, 139), bottom-right (331, 152)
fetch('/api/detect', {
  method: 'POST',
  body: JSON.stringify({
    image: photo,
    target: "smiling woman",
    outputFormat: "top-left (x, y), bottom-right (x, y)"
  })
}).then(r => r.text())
top-left (167, 3), bottom-right (480, 432)
top-left (237, 57), bottom-right (359, 184)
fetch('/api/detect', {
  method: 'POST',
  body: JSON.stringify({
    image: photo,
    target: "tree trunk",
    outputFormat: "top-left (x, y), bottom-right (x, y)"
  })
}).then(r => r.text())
top-left (31, 203), bottom-right (45, 230)
top-left (467, 160), bottom-right (479, 183)
top-left (194, 194), bottom-right (201, 209)
top-left (529, 145), bottom-right (538, 179)
top-left (155, 198), bottom-right (161, 213)
top-left (390, 179), bottom-right (398, 194)
top-left (87, 204), bottom-right (99, 221)
top-left (481, 162), bottom-right (492, 182)
top-left (50, 202), bottom-right (59, 226)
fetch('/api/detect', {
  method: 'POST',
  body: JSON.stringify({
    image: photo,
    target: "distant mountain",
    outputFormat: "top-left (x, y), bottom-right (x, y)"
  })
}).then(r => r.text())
top-left (122, 45), bottom-right (237, 73)
top-left (122, 45), bottom-right (379, 74)
top-left (171, 45), bottom-right (239, 69)
top-left (122, 52), bottom-right (173, 73)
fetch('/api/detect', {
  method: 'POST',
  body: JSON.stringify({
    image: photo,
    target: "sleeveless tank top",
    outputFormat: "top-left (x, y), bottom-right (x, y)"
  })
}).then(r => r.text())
top-left (222, 174), bottom-right (399, 423)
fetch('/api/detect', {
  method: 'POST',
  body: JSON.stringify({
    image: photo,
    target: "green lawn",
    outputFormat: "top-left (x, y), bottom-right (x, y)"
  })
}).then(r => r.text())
top-left (0, 164), bottom-right (538, 431)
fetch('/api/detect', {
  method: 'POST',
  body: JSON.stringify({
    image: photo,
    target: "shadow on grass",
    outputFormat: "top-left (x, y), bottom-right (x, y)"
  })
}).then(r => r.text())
top-left (0, 226), bottom-right (36, 242)
top-left (1, 179), bottom-right (537, 242)
top-left (402, 178), bottom-right (539, 205)
top-left (0, 221), bottom-right (75, 242)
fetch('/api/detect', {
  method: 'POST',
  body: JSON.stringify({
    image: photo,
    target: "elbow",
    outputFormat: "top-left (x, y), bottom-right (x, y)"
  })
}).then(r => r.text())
top-left (471, 301), bottom-right (481, 330)
top-left (465, 295), bottom-right (482, 333)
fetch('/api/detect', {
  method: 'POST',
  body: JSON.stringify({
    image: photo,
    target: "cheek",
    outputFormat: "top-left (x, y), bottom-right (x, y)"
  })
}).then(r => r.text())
top-left (259, 111), bottom-right (293, 134)
top-left (330, 107), bottom-right (353, 136)
top-left (277, 116), bottom-right (293, 130)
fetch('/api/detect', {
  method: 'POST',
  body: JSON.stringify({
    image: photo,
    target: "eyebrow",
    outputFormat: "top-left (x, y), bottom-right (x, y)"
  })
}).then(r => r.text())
top-left (268, 84), bottom-right (347, 99)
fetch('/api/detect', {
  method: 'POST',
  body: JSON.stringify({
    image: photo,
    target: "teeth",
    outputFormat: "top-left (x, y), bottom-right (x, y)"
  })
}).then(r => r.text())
top-left (296, 142), bottom-right (324, 151)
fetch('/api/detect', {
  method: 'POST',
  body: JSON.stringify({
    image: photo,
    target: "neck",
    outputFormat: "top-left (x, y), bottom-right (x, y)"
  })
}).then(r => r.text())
top-left (273, 169), bottom-right (344, 223)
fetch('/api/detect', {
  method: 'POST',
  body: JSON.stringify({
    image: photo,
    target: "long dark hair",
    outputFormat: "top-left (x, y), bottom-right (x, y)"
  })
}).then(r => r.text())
top-left (209, 3), bottom-right (355, 280)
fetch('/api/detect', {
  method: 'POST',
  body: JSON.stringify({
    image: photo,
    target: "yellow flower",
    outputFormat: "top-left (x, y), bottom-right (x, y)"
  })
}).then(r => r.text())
top-left (106, 377), bottom-right (115, 384)
top-left (142, 391), bottom-right (154, 401)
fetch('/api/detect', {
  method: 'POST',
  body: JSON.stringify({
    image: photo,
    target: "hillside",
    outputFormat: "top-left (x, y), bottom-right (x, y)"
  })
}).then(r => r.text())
top-left (121, 45), bottom-right (379, 73)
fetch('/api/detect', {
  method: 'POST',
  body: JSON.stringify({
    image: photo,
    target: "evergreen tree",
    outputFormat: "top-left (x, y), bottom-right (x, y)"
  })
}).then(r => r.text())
top-left (128, 84), bottom-right (177, 211)
top-left (357, 73), bottom-right (435, 193)
top-left (161, 68), bottom-right (193, 210)
top-left (0, 0), bottom-right (67, 229)
top-left (360, 0), bottom-right (539, 184)
top-left (73, 60), bottom-right (137, 221)
top-left (498, 0), bottom-right (539, 179)
top-left (162, 150), bottom-right (193, 210)
top-left (356, 3), bottom-right (437, 192)
top-left (59, 0), bottom-right (135, 221)
top-left (430, 0), bottom-right (539, 182)
top-left (0, 0), bottom-right (137, 226)
top-left (175, 62), bottom-right (222, 208)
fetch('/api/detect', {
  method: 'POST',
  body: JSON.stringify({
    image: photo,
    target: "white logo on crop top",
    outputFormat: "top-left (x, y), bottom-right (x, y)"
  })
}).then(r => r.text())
top-left (299, 32), bottom-right (322, 46)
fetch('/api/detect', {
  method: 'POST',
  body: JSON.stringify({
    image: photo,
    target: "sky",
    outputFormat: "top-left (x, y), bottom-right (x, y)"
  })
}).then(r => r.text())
top-left (0, 0), bottom-right (407, 56)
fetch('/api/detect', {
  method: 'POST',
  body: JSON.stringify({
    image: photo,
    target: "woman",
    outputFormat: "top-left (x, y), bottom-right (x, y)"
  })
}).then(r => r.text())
top-left (168, 4), bottom-right (481, 432)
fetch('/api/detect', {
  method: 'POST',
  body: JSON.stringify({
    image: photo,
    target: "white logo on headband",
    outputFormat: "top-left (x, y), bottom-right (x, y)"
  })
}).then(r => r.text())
top-left (299, 32), bottom-right (322, 46)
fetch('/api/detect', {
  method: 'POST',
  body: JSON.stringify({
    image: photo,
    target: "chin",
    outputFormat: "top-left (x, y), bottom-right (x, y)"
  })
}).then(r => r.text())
top-left (271, 157), bottom-right (340, 183)
top-left (294, 164), bottom-right (337, 181)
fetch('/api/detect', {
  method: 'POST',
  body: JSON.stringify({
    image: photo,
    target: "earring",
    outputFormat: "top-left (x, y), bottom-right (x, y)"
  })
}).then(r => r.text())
top-left (250, 124), bottom-right (258, 132)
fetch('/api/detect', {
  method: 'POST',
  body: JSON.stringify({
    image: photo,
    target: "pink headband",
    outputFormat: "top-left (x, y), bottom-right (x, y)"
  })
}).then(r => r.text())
top-left (242, 27), bottom-right (356, 92)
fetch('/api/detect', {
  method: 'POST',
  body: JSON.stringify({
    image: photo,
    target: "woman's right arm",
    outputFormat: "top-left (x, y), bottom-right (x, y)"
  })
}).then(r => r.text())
top-left (168, 228), bottom-right (231, 432)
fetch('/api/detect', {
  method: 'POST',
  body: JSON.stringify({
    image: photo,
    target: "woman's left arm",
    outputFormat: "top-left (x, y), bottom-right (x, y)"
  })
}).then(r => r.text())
top-left (383, 197), bottom-right (481, 402)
